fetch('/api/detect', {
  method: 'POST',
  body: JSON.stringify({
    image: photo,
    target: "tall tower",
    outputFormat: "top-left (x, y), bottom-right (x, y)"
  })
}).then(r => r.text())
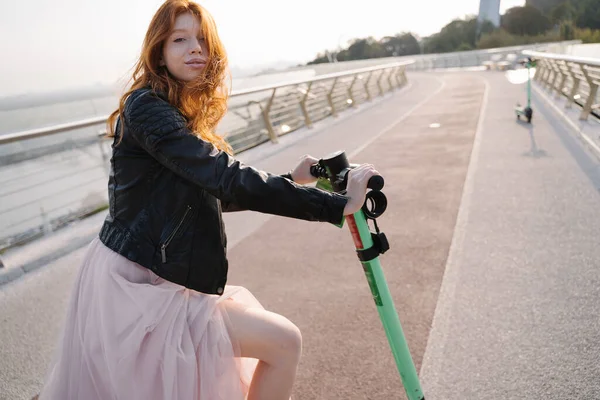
top-left (478, 0), bottom-right (501, 27)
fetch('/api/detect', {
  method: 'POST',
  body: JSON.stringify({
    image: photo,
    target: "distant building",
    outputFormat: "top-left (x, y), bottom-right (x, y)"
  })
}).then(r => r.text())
top-left (478, 0), bottom-right (501, 27)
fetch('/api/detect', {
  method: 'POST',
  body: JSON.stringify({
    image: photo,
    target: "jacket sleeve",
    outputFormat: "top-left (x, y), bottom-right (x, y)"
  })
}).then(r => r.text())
top-left (221, 172), bottom-right (294, 213)
top-left (123, 89), bottom-right (348, 224)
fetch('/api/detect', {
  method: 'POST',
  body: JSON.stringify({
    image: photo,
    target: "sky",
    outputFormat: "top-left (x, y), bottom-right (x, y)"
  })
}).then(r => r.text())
top-left (0, 0), bottom-right (525, 97)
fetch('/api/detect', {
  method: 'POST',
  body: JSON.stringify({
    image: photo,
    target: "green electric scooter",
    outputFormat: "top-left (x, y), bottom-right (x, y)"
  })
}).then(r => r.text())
top-left (515, 57), bottom-right (537, 123)
top-left (310, 150), bottom-right (425, 400)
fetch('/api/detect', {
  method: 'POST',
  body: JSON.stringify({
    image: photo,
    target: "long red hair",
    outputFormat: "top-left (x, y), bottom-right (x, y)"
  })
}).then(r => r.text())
top-left (106, 0), bottom-right (232, 154)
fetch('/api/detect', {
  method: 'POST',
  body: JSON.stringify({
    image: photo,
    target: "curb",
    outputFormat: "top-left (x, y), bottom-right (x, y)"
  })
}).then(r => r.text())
top-left (0, 212), bottom-right (106, 287)
top-left (0, 231), bottom-right (98, 286)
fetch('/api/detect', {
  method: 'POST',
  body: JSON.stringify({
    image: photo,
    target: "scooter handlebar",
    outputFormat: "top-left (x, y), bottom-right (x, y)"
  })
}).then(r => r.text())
top-left (310, 164), bottom-right (385, 191)
top-left (309, 164), bottom-right (322, 179)
top-left (368, 175), bottom-right (384, 191)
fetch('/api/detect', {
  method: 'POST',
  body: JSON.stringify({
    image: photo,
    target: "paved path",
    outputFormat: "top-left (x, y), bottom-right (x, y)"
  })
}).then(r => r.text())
top-left (420, 72), bottom-right (600, 399)
top-left (226, 72), bottom-right (485, 399)
top-left (1, 70), bottom-right (600, 400)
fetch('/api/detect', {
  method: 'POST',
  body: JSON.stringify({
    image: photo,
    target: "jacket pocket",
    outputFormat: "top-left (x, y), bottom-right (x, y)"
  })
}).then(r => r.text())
top-left (161, 205), bottom-right (192, 263)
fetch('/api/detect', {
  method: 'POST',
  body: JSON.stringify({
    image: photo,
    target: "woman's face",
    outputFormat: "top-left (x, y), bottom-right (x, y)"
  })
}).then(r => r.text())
top-left (161, 12), bottom-right (208, 82)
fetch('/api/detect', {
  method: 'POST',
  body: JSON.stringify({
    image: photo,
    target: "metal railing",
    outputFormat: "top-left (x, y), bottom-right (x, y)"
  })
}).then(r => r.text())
top-left (0, 61), bottom-right (412, 251)
top-left (217, 61), bottom-right (411, 152)
top-left (279, 41), bottom-right (581, 75)
top-left (407, 41), bottom-right (581, 71)
top-left (523, 50), bottom-right (600, 120)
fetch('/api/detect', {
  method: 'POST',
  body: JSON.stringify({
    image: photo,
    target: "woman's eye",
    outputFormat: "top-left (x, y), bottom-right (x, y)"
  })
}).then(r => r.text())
top-left (174, 38), bottom-right (185, 43)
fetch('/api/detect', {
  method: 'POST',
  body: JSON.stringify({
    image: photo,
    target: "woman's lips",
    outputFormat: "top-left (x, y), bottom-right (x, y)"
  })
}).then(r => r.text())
top-left (185, 60), bottom-right (206, 69)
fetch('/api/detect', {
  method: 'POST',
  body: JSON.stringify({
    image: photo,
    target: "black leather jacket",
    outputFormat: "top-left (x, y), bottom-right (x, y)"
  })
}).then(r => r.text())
top-left (99, 87), bottom-right (349, 295)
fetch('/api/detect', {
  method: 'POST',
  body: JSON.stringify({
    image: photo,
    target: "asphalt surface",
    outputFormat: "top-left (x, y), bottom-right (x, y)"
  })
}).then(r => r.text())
top-left (420, 72), bottom-right (600, 399)
top-left (2, 71), bottom-right (600, 400)
top-left (225, 72), bottom-right (485, 400)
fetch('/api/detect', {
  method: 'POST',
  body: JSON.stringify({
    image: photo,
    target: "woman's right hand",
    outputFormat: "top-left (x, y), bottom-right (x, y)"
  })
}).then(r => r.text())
top-left (343, 164), bottom-right (380, 216)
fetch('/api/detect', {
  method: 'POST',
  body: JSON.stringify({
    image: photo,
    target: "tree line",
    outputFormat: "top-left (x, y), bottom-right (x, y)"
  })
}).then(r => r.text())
top-left (307, 0), bottom-right (599, 65)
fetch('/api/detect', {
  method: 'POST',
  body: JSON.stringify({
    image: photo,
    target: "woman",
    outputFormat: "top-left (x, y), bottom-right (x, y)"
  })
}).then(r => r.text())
top-left (38, 1), bottom-right (378, 399)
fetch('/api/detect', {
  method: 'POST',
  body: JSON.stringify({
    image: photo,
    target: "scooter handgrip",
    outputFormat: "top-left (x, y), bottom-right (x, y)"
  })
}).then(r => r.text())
top-left (309, 164), bottom-right (319, 178)
top-left (368, 175), bottom-right (384, 191)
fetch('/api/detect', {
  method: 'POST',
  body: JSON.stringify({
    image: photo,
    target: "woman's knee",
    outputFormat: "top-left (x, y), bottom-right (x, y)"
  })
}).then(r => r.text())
top-left (274, 317), bottom-right (302, 363)
top-left (225, 303), bottom-right (302, 366)
top-left (253, 311), bottom-right (302, 367)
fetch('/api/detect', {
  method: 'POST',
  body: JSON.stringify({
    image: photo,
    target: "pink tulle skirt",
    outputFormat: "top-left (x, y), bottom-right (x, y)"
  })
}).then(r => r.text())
top-left (38, 237), bottom-right (262, 400)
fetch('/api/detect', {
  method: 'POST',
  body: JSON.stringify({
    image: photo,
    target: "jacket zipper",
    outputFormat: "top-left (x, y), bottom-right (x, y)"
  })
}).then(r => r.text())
top-left (161, 205), bottom-right (191, 263)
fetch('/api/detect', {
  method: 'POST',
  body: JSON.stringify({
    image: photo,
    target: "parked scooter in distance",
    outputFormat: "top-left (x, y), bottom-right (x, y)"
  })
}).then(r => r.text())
top-left (515, 57), bottom-right (537, 123)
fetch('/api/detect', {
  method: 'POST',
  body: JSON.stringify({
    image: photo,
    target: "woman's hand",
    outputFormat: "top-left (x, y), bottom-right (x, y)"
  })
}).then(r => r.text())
top-left (289, 155), bottom-right (320, 185)
top-left (343, 164), bottom-right (379, 216)
top-left (289, 156), bottom-right (379, 215)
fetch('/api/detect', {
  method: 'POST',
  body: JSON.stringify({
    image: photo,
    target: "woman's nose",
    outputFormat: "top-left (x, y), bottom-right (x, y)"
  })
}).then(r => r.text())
top-left (191, 39), bottom-right (203, 54)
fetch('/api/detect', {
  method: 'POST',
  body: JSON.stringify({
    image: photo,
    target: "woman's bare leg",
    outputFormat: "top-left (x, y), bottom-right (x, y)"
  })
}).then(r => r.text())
top-left (223, 300), bottom-right (302, 400)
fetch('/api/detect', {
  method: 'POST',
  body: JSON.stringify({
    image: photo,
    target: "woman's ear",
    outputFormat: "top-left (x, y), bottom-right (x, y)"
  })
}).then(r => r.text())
top-left (159, 58), bottom-right (165, 67)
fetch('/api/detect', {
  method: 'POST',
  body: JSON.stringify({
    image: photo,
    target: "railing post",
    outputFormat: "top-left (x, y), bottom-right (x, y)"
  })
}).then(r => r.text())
top-left (393, 66), bottom-right (403, 87)
top-left (533, 59), bottom-right (544, 81)
top-left (97, 130), bottom-right (110, 177)
top-left (396, 66), bottom-right (406, 87)
top-left (542, 60), bottom-right (553, 87)
top-left (544, 60), bottom-right (554, 90)
top-left (364, 71), bottom-right (374, 101)
top-left (550, 60), bottom-right (563, 96)
top-left (348, 75), bottom-right (358, 107)
top-left (533, 58), bottom-right (541, 81)
top-left (555, 60), bottom-right (568, 99)
top-left (387, 68), bottom-right (395, 90)
top-left (262, 88), bottom-right (279, 143)
top-left (549, 60), bottom-right (561, 92)
top-left (376, 71), bottom-right (384, 96)
top-left (327, 77), bottom-right (339, 117)
top-left (566, 63), bottom-right (581, 109)
top-left (300, 82), bottom-right (313, 128)
top-left (580, 65), bottom-right (598, 121)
